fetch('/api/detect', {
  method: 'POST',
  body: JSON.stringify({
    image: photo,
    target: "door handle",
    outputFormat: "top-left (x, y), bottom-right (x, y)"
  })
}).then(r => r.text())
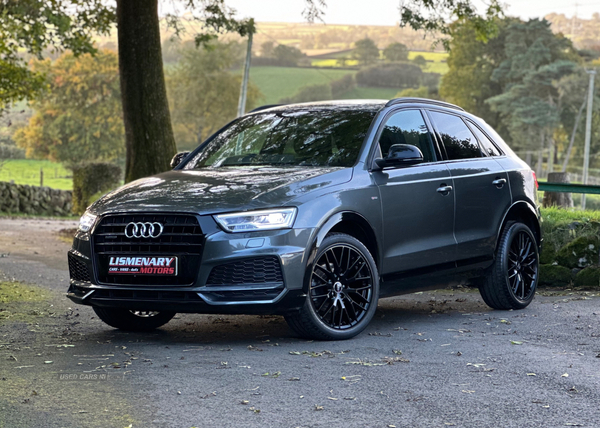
top-left (436, 185), bottom-right (453, 195)
top-left (492, 178), bottom-right (507, 188)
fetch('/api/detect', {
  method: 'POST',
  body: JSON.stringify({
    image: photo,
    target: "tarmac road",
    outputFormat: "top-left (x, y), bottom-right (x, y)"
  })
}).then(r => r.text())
top-left (0, 218), bottom-right (599, 428)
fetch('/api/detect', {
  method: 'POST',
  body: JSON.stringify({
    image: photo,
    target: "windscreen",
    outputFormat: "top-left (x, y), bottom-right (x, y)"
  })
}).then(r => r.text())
top-left (183, 109), bottom-right (377, 169)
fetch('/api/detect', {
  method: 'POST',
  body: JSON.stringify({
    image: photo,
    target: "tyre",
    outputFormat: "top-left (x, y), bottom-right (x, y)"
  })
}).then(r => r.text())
top-left (479, 222), bottom-right (539, 310)
top-left (285, 233), bottom-right (379, 340)
top-left (93, 307), bottom-right (176, 331)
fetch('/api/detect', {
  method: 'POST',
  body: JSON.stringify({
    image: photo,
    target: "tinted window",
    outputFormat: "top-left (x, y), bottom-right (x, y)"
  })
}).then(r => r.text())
top-left (184, 109), bottom-right (377, 169)
top-left (429, 111), bottom-right (482, 160)
top-left (378, 110), bottom-right (435, 162)
top-left (469, 122), bottom-right (501, 156)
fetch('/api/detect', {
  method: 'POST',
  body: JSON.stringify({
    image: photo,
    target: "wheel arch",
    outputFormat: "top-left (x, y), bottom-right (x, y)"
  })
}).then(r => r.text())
top-left (497, 201), bottom-right (541, 250)
top-left (303, 211), bottom-right (381, 293)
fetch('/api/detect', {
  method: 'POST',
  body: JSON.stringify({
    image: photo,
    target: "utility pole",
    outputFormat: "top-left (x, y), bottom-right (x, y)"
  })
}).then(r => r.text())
top-left (237, 20), bottom-right (254, 118)
top-left (581, 69), bottom-right (596, 210)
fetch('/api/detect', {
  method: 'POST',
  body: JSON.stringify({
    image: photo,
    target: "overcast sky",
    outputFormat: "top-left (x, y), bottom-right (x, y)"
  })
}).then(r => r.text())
top-left (170, 0), bottom-right (599, 26)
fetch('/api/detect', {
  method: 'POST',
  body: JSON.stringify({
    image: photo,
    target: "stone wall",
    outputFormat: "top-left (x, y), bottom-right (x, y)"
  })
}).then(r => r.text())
top-left (0, 181), bottom-right (72, 216)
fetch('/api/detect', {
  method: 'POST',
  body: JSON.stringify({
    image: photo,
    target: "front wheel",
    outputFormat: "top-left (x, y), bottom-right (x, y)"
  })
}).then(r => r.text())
top-left (93, 307), bottom-right (176, 331)
top-left (479, 222), bottom-right (539, 310)
top-left (285, 233), bottom-right (379, 340)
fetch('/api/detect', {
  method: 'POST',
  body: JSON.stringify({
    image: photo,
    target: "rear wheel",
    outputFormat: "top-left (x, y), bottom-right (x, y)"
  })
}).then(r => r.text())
top-left (93, 307), bottom-right (176, 331)
top-left (479, 222), bottom-right (539, 310)
top-left (285, 233), bottom-right (379, 340)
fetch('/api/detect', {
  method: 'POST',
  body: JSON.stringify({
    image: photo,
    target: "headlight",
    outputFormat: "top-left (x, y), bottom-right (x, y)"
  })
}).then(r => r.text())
top-left (214, 208), bottom-right (297, 233)
top-left (78, 212), bottom-right (98, 232)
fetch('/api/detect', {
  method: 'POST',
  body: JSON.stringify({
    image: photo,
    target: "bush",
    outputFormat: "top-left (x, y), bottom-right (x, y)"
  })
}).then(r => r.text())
top-left (539, 264), bottom-right (573, 286)
top-left (574, 266), bottom-right (600, 287)
top-left (555, 235), bottom-right (600, 269)
top-left (0, 143), bottom-right (26, 160)
top-left (355, 63), bottom-right (423, 89)
top-left (72, 162), bottom-right (122, 215)
top-left (330, 74), bottom-right (355, 98)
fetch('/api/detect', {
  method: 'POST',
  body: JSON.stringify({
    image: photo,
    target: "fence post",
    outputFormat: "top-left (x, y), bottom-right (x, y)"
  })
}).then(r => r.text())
top-left (40, 168), bottom-right (44, 187)
top-left (542, 172), bottom-right (573, 208)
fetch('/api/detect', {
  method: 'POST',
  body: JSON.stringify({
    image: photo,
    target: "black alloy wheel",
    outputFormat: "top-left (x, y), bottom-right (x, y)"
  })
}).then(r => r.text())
top-left (480, 222), bottom-right (539, 310)
top-left (285, 233), bottom-right (379, 340)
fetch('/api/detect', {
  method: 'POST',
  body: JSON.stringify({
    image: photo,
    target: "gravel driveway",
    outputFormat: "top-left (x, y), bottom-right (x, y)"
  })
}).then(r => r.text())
top-left (0, 218), bottom-right (599, 428)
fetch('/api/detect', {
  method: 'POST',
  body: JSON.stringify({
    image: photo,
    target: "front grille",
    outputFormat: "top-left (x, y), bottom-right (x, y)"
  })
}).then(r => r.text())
top-left (68, 254), bottom-right (91, 282)
top-left (206, 257), bottom-right (284, 285)
top-left (92, 214), bottom-right (205, 286)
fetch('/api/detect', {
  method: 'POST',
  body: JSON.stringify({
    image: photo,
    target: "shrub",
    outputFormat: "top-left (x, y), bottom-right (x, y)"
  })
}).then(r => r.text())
top-left (330, 74), bottom-right (355, 98)
top-left (355, 63), bottom-right (423, 89)
top-left (555, 236), bottom-right (600, 269)
top-left (72, 162), bottom-right (122, 215)
top-left (574, 266), bottom-right (600, 287)
top-left (538, 264), bottom-right (573, 286)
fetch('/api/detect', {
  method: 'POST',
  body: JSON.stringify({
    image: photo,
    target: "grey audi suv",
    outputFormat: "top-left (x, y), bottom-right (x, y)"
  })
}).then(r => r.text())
top-left (67, 98), bottom-right (541, 340)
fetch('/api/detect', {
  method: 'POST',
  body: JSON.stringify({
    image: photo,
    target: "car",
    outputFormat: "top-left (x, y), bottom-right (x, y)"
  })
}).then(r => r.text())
top-left (67, 97), bottom-right (541, 340)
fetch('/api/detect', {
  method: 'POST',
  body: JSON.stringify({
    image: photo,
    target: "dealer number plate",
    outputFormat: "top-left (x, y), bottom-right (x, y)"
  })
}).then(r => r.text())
top-left (107, 256), bottom-right (178, 276)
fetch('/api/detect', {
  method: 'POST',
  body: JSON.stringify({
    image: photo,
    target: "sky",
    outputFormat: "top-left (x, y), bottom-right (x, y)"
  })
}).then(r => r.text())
top-left (177, 0), bottom-right (600, 26)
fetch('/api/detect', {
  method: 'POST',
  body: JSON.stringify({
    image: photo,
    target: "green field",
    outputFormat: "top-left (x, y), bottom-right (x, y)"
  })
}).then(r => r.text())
top-left (0, 159), bottom-right (72, 190)
top-left (247, 66), bottom-right (413, 104)
top-left (248, 66), bottom-right (356, 104)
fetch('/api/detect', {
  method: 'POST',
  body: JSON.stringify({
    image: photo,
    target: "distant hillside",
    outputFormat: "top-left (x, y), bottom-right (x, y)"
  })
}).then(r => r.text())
top-left (545, 13), bottom-right (600, 50)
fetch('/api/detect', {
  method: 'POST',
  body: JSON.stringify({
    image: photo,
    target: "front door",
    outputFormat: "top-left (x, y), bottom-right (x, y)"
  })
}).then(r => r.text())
top-left (372, 109), bottom-right (456, 275)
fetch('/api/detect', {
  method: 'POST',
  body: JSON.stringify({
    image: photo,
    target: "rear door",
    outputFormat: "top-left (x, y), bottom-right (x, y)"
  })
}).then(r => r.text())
top-left (426, 110), bottom-right (511, 262)
top-left (372, 109), bottom-right (456, 274)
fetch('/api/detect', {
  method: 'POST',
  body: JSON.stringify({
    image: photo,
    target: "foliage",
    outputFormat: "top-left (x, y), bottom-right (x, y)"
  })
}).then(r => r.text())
top-left (330, 75), bottom-right (355, 98)
top-left (13, 50), bottom-right (124, 166)
top-left (279, 84), bottom-right (332, 104)
top-left (352, 38), bottom-right (380, 65)
top-left (412, 54), bottom-right (427, 67)
top-left (399, 0), bottom-right (503, 49)
top-left (273, 44), bottom-right (306, 66)
top-left (72, 162), bottom-right (122, 215)
top-left (440, 18), bottom-right (514, 133)
top-left (486, 19), bottom-right (580, 152)
top-left (0, 0), bottom-right (115, 111)
top-left (167, 41), bottom-right (262, 151)
top-left (383, 43), bottom-right (409, 62)
top-left (356, 63), bottom-right (423, 88)
top-left (396, 86), bottom-right (432, 99)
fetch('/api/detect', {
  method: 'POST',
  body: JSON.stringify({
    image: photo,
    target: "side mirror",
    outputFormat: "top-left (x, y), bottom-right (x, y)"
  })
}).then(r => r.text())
top-left (374, 144), bottom-right (423, 169)
top-left (170, 151), bottom-right (191, 169)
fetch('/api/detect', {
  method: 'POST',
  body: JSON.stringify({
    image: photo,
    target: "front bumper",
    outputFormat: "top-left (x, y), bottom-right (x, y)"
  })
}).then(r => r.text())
top-left (67, 215), bottom-right (315, 315)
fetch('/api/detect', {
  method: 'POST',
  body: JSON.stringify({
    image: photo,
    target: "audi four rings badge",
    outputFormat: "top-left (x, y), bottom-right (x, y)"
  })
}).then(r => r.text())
top-left (124, 222), bottom-right (164, 238)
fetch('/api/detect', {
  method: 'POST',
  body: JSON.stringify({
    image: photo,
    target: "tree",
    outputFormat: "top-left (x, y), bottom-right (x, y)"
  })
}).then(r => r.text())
top-left (2, 0), bottom-right (503, 182)
top-left (486, 20), bottom-right (579, 150)
top-left (412, 54), bottom-right (427, 67)
top-left (353, 38), bottom-right (380, 65)
top-left (167, 42), bottom-right (262, 151)
top-left (13, 50), bottom-right (125, 166)
top-left (440, 18), bottom-right (516, 133)
top-left (260, 41), bottom-right (275, 57)
top-left (383, 42), bottom-right (409, 62)
top-left (273, 44), bottom-right (305, 66)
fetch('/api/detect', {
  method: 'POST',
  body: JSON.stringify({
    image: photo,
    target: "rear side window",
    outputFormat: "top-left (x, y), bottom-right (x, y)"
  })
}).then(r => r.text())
top-left (378, 109), bottom-right (436, 162)
top-left (429, 111), bottom-right (482, 160)
top-left (468, 121), bottom-right (501, 157)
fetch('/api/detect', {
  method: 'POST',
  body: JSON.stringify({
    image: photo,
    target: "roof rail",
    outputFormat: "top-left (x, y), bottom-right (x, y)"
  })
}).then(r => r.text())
top-left (385, 97), bottom-right (464, 111)
top-left (248, 104), bottom-right (285, 113)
